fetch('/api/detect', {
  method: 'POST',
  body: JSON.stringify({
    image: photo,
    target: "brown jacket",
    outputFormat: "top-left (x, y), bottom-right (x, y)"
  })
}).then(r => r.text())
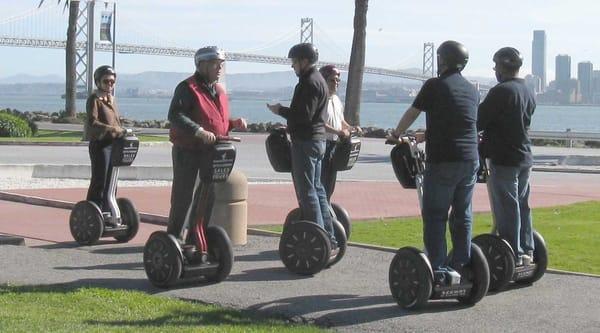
top-left (85, 92), bottom-right (122, 141)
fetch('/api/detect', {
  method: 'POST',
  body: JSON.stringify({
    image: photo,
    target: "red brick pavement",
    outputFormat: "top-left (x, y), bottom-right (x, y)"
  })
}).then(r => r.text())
top-left (2, 176), bottom-right (600, 245)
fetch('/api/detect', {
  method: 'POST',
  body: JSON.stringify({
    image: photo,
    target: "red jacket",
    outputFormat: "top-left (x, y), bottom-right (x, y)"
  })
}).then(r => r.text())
top-left (169, 75), bottom-right (233, 149)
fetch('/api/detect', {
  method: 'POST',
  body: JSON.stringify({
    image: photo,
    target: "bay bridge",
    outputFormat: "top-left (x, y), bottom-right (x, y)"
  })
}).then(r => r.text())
top-left (0, 2), bottom-right (487, 96)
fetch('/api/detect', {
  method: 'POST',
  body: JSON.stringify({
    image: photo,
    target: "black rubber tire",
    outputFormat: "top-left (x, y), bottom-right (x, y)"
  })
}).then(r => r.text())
top-left (283, 208), bottom-right (301, 232)
top-left (517, 230), bottom-right (548, 284)
top-left (331, 203), bottom-right (351, 240)
top-left (205, 225), bottom-right (234, 282)
top-left (472, 234), bottom-right (515, 291)
top-left (388, 247), bottom-right (433, 309)
top-left (279, 221), bottom-right (331, 275)
top-left (143, 231), bottom-right (183, 288)
top-left (457, 244), bottom-right (490, 305)
top-left (113, 198), bottom-right (140, 243)
top-left (69, 200), bottom-right (104, 245)
top-left (327, 219), bottom-right (347, 267)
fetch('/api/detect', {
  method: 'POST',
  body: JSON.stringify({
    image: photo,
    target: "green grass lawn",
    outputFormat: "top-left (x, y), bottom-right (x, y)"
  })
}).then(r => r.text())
top-left (0, 129), bottom-right (168, 142)
top-left (258, 201), bottom-right (600, 275)
top-left (0, 285), bottom-right (325, 332)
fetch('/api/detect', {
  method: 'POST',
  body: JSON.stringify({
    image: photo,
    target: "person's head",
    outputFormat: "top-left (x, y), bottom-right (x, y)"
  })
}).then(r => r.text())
top-left (288, 43), bottom-right (319, 77)
top-left (493, 47), bottom-right (523, 82)
top-left (93, 65), bottom-right (116, 93)
top-left (436, 40), bottom-right (469, 76)
top-left (319, 65), bottom-right (341, 95)
top-left (194, 46), bottom-right (226, 83)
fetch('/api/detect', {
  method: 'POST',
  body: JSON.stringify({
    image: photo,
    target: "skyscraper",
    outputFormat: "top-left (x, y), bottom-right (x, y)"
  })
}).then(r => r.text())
top-left (532, 30), bottom-right (546, 90)
top-left (555, 54), bottom-right (571, 93)
top-left (578, 61), bottom-right (593, 104)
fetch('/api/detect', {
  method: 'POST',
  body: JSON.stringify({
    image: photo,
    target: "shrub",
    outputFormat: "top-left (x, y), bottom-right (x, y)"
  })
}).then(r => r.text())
top-left (0, 108), bottom-right (38, 135)
top-left (0, 111), bottom-right (33, 137)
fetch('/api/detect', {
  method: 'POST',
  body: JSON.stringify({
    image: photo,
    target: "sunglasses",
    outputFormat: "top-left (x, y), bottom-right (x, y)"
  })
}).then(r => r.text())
top-left (102, 79), bottom-right (116, 85)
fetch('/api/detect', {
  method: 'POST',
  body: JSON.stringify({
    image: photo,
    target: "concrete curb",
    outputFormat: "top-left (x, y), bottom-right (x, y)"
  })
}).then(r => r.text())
top-left (3, 164), bottom-right (600, 182)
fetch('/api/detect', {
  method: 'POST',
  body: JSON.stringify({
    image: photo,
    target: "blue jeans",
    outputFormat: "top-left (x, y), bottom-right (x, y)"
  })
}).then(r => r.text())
top-left (290, 139), bottom-right (335, 241)
top-left (421, 160), bottom-right (479, 270)
top-left (487, 162), bottom-right (534, 256)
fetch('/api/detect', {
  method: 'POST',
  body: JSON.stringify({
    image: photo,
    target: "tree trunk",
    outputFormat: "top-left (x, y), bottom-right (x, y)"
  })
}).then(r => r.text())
top-left (344, 0), bottom-right (368, 126)
top-left (64, 0), bottom-right (79, 118)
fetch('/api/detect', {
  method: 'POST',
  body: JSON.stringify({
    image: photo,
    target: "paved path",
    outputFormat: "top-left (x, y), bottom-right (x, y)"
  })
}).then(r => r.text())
top-left (1, 236), bottom-right (599, 332)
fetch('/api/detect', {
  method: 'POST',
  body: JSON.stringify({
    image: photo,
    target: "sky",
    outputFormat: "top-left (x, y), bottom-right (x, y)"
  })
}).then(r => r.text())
top-left (1, 0), bottom-right (599, 81)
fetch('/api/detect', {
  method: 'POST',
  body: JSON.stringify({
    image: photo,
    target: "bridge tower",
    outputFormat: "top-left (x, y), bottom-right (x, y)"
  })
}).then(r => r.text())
top-left (300, 18), bottom-right (313, 44)
top-left (422, 42), bottom-right (435, 78)
top-left (74, 1), bottom-right (96, 96)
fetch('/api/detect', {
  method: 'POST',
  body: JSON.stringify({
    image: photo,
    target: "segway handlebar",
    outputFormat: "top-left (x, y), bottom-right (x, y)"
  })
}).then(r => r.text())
top-left (216, 135), bottom-right (241, 143)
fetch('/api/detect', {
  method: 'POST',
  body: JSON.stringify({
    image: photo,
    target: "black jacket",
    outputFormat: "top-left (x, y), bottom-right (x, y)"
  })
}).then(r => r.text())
top-left (279, 66), bottom-right (327, 141)
top-left (478, 78), bottom-right (536, 167)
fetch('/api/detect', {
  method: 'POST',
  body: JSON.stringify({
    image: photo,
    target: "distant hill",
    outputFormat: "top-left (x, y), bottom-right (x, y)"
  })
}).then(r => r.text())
top-left (0, 70), bottom-right (495, 95)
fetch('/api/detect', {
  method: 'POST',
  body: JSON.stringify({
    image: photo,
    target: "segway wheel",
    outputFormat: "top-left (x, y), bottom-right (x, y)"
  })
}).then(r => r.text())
top-left (283, 208), bottom-right (301, 232)
top-left (388, 247), bottom-right (433, 309)
top-left (205, 225), bottom-right (234, 282)
top-left (69, 200), bottom-right (104, 245)
top-left (143, 231), bottom-right (183, 288)
top-left (331, 203), bottom-right (351, 240)
top-left (473, 234), bottom-right (515, 291)
top-left (457, 244), bottom-right (490, 305)
top-left (326, 219), bottom-right (347, 268)
top-left (517, 230), bottom-right (548, 285)
top-left (113, 198), bottom-right (140, 243)
top-left (279, 221), bottom-right (331, 275)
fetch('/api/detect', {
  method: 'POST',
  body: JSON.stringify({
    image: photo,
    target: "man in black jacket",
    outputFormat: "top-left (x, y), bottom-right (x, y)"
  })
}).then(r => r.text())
top-left (478, 47), bottom-right (536, 265)
top-left (267, 43), bottom-right (335, 245)
top-left (387, 41), bottom-right (480, 278)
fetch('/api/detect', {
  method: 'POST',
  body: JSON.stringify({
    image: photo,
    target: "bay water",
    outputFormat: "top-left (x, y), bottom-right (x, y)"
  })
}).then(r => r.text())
top-left (1, 94), bottom-right (599, 132)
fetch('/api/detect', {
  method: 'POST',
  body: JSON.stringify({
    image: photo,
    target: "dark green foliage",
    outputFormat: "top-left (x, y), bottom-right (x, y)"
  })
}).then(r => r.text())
top-left (0, 111), bottom-right (33, 137)
top-left (0, 108), bottom-right (38, 135)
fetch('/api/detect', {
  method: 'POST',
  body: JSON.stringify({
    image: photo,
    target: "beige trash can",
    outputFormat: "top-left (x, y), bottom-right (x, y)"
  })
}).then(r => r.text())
top-left (210, 170), bottom-right (248, 245)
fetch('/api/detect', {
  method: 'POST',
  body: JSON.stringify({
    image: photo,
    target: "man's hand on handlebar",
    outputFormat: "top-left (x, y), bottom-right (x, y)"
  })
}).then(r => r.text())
top-left (195, 127), bottom-right (216, 144)
top-left (232, 118), bottom-right (247, 131)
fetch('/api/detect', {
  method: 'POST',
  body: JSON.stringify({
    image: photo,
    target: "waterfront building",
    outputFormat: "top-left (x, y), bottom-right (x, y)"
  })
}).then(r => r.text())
top-left (578, 61), bottom-right (593, 104)
top-left (532, 30), bottom-right (547, 90)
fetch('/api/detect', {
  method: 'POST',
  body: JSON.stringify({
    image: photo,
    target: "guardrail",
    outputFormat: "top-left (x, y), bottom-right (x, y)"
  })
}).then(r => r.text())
top-left (529, 130), bottom-right (600, 147)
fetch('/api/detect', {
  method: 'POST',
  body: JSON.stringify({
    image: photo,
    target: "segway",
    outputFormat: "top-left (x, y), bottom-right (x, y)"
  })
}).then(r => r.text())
top-left (143, 136), bottom-right (240, 288)
top-left (265, 127), bottom-right (353, 275)
top-left (386, 135), bottom-right (490, 309)
top-left (281, 130), bottom-right (361, 239)
top-left (69, 130), bottom-right (140, 245)
top-left (472, 152), bottom-right (548, 291)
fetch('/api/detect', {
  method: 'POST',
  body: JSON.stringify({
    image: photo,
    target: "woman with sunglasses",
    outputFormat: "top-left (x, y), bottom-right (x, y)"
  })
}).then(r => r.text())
top-left (85, 65), bottom-right (127, 210)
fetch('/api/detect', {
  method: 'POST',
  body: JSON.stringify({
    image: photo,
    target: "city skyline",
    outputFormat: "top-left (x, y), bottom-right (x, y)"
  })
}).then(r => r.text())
top-left (1, 1), bottom-right (599, 80)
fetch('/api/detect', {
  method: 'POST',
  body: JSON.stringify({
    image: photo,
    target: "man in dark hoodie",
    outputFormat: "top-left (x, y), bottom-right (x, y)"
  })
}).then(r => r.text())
top-left (267, 43), bottom-right (335, 246)
top-left (478, 47), bottom-right (536, 266)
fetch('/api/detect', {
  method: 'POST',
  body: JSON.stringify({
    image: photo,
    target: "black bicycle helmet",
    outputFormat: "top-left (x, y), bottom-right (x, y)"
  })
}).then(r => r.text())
top-left (93, 65), bottom-right (116, 85)
top-left (194, 46), bottom-right (226, 66)
top-left (288, 43), bottom-right (319, 64)
top-left (437, 40), bottom-right (469, 75)
top-left (493, 47), bottom-right (523, 70)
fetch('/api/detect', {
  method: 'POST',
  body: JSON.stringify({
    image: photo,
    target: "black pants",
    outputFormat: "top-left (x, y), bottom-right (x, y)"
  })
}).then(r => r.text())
top-left (321, 140), bottom-right (338, 200)
top-left (86, 140), bottom-right (114, 210)
top-left (167, 145), bottom-right (215, 241)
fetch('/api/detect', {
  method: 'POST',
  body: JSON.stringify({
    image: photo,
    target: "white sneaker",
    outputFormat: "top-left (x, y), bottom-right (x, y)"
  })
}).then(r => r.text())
top-left (519, 254), bottom-right (532, 266)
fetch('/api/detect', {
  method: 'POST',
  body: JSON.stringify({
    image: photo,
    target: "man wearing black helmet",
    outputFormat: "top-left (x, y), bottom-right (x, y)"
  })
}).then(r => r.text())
top-left (85, 65), bottom-right (127, 210)
top-left (167, 46), bottom-right (247, 241)
top-left (266, 43), bottom-right (336, 246)
top-left (478, 47), bottom-right (536, 265)
top-left (387, 41), bottom-right (480, 279)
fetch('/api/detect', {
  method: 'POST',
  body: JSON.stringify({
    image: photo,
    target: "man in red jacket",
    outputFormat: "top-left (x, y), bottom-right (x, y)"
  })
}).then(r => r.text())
top-left (167, 46), bottom-right (247, 241)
